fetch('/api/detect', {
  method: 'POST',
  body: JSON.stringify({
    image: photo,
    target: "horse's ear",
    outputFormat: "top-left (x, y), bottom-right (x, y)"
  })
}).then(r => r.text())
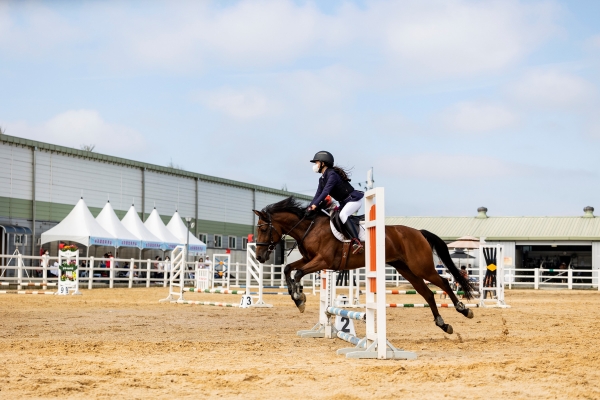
top-left (253, 210), bottom-right (264, 219)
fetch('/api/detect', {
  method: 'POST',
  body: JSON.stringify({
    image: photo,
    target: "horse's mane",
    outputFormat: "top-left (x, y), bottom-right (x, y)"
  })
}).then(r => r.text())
top-left (262, 196), bottom-right (307, 219)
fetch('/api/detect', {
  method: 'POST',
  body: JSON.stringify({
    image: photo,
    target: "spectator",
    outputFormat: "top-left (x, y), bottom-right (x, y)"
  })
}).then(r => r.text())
top-left (80, 260), bottom-right (88, 278)
top-left (435, 259), bottom-right (445, 275)
top-left (152, 256), bottom-right (160, 279)
top-left (164, 256), bottom-right (171, 281)
top-left (49, 261), bottom-right (60, 277)
top-left (156, 258), bottom-right (164, 282)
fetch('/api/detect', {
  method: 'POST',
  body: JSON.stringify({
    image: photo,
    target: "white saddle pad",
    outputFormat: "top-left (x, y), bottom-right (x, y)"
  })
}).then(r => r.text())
top-left (330, 220), bottom-right (366, 243)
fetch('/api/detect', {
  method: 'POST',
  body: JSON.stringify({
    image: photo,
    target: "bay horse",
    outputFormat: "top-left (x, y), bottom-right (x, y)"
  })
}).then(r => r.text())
top-left (253, 197), bottom-right (475, 334)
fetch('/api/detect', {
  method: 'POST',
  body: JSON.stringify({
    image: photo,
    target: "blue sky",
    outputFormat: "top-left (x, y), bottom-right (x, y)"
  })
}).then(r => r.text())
top-left (1, 0), bottom-right (599, 217)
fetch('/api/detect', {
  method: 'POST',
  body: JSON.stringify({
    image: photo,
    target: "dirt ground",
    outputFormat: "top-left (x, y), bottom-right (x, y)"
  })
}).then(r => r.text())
top-left (0, 287), bottom-right (599, 399)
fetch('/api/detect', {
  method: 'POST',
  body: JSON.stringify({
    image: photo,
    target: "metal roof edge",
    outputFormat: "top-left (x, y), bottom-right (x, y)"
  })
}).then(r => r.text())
top-left (0, 133), bottom-right (310, 200)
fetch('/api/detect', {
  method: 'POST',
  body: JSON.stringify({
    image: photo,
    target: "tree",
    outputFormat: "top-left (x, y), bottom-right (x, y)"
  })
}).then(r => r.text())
top-left (80, 144), bottom-right (96, 152)
top-left (167, 158), bottom-right (183, 170)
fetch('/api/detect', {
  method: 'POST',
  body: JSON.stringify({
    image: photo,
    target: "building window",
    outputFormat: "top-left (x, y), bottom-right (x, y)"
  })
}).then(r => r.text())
top-left (198, 233), bottom-right (207, 244)
top-left (228, 236), bottom-right (237, 249)
top-left (242, 237), bottom-right (248, 250)
top-left (14, 235), bottom-right (26, 245)
top-left (214, 235), bottom-right (222, 248)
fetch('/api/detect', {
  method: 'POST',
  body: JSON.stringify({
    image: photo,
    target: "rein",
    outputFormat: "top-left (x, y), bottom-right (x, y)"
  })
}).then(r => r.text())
top-left (256, 213), bottom-right (314, 255)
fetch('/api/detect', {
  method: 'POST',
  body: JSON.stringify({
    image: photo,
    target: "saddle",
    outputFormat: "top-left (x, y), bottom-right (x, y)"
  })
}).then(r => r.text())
top-left (329, 210), bottom-right (365, 242)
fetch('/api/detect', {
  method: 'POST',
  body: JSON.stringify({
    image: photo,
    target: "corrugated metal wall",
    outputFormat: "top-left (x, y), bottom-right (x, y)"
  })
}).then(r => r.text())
top-left (36, 150), bottom-right (143, 220)
top-left (0, 143), bottom-right (33, 203)
top-left (0, 141), bottom-right (305, 250)
top-left (145, 171), bottom-right (195, 223)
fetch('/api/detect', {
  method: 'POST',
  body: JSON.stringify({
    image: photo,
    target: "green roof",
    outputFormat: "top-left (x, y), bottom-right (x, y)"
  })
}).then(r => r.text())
top-left (0, 133), bottom-right (311, 200)
top-left (386, 214), bottom-right (600, 241)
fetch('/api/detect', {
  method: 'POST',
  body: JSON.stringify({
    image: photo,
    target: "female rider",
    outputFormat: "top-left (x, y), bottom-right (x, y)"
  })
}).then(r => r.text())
top-left (307, 151), bottom-right (364, 254)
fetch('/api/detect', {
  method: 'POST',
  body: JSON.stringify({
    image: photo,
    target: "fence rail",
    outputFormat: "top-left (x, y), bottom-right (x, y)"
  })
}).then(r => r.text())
top-left (0, 254), bottom-right (598, 291)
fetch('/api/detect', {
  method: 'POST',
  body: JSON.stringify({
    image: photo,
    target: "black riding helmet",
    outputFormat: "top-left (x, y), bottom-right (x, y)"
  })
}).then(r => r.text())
top-left (310, 151), bottom-right (334, 167)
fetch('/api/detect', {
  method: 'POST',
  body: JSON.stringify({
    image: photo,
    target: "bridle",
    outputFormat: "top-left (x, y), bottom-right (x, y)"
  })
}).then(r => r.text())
top-left (255, 212), bottom-right (313, 254)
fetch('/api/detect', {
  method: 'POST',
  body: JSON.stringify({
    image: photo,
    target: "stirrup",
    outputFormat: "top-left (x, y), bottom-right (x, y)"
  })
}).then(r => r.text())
top-left (351, 239), bottom-right (364, 255)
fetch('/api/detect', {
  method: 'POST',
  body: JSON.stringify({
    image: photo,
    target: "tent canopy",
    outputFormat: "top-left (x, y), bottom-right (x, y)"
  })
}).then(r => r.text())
top-left (144, 208), bottom-right (181, 251)
top-left (41, 198), bottom-right (116, 247)
top-left (166, 211), bottom-right (207, 254)
top-left (96, 201), bottom-right (141, 248)
top-left (121, 205), bottom-right (163, 250)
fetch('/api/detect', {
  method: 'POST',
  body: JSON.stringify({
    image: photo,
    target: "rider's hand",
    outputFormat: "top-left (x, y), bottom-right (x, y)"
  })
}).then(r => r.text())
top-left (309, 205), bottom-right (316, 211)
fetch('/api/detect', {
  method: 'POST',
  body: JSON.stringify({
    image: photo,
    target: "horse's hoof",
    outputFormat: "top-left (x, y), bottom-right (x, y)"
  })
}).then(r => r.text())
top-left (466, 309), bottom-right (474, 319)
top-left (294, 293), bottom-right (306, 313)
top-left (445, 324), bottom-right (454, 334)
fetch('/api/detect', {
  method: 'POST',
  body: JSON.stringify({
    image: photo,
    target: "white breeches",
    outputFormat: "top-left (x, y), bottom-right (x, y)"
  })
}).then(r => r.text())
top-left (339, 200), bottom-right (362, 223)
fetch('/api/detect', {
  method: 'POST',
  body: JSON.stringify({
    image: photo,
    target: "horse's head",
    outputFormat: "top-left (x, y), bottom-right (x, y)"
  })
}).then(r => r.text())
top-left (252, 209), bottom-right (284, 263)
top-left (252, 196), bottom-right (307, 262)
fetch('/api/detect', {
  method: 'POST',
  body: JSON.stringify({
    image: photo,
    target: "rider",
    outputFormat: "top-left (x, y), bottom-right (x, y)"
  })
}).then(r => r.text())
top-left (307, 151), bottom-right (364, 254)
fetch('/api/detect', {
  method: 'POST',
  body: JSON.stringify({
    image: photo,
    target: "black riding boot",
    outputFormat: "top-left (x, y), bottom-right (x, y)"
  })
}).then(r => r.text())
top-left (343, 220), bottom-right (364, 255)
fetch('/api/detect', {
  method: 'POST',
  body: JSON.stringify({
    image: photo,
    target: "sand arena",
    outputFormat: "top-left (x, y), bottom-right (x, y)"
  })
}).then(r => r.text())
top-left (0, 288), bottom-right (599, 399)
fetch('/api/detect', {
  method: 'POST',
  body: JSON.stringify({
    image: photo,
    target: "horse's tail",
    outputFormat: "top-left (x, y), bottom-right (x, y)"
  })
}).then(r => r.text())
top-left (420, 229), bottom-right (475, 300)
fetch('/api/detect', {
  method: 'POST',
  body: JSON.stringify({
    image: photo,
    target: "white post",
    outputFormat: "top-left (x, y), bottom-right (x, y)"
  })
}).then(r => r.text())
top-left (534, 268), bottom-right (539, 290)
top-left (245, 243), bottom-right (272, 307)
top-left (568, 268), bottom-right (573, 290)
top-left (88, 256), bottom-right (94, 289)
top-left (109, 261), bottom-right (114, 289)
top-left (17, 253), bottom-right (23, 290)
top-left (146, 259), bottom-right (151, 288)
top-left (129, 258), bottom-right (134, 288)
top-left (235, 262), bottom-right (240, 286)
top-left (42, 255), bottom-right (48, 288)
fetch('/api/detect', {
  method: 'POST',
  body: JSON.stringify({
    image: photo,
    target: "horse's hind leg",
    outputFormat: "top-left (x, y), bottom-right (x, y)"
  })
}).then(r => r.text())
top-left (389, 261), bottom-right (453, 334)
top-left (426, 272), bottom-right (474, 319)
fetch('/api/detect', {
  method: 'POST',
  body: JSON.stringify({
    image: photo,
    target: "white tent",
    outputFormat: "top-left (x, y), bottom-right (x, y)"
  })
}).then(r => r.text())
top-left (144, 208), bottom-right (182, 251)
top-left (41, 198), bottom-right (117, 247)
top-left (166, 211), bottom-right (207, 254)
top-left (121, 205), bottom-right (163, 250)
top-left (96, 201), bottom-right (141, 248)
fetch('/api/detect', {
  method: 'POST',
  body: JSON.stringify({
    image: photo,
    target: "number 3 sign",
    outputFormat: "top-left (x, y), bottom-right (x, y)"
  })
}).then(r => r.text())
top-left (239, 295), bottom-right (253, 308)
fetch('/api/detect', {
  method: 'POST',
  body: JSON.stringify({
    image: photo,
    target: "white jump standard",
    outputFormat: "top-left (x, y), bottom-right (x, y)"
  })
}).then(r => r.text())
top-left (160, 244), bottom-right (273, 308)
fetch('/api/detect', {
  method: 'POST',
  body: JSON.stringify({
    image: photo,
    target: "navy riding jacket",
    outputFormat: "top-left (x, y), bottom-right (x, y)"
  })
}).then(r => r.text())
top-left (310, 168), bottom-right (364, 208)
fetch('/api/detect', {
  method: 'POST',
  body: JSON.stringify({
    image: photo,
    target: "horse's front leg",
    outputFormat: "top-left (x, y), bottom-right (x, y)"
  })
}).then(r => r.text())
top-left (290, 257), bottom-right (327, 313)
top-left (284, 259), bottom-right (305, 296)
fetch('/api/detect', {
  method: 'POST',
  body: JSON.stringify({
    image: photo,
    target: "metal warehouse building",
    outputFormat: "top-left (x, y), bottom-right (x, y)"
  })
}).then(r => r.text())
top-left (0, 134), bottom-right (310, 263)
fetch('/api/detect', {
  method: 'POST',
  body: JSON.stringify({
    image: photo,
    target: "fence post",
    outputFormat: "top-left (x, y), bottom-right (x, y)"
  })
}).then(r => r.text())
top-left (567, 268), bottom-right (573, 290)
top-left (109, 262), bottom-right (114, 289)
top-left (17, 254), bottom-right (23, 290)
top-left (235, 262), bottom-right (239, 286)
top-left (88, 256), bottom-right (94, 289)
top-left (534, 268), bottom-right (539, 290)
top-left (42, 256), bottom-right (48, 288)
top-left (146, 260), bottom-right (151, 288)
top-left (129, 258), bottom-right (134, 288)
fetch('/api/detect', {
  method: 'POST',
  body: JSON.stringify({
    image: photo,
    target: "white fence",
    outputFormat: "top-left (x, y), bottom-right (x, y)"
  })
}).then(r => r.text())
top-left (0, 254), bottom-right (598, 291)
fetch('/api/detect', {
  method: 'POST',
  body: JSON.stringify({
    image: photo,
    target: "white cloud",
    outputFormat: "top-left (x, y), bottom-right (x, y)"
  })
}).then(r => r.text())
top-left (508, 70), bottom-right (596, 110)
top-left (201, 88), bottom-right (273, 119)
top-left (371, 0), bottom-right (559, 78)
top-left (441, 102), bottom-right (518, 133)
top-left (3, 110), bottom-right (147, 155)
top-left (378, 153), bottom-right (522, 181)
top-left (0, 0), bottom-right (559, 78)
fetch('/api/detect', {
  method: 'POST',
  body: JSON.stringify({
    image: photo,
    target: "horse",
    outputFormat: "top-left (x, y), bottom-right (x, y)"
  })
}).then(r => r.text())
top-left (253, 197), bottom-right (475, 334)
